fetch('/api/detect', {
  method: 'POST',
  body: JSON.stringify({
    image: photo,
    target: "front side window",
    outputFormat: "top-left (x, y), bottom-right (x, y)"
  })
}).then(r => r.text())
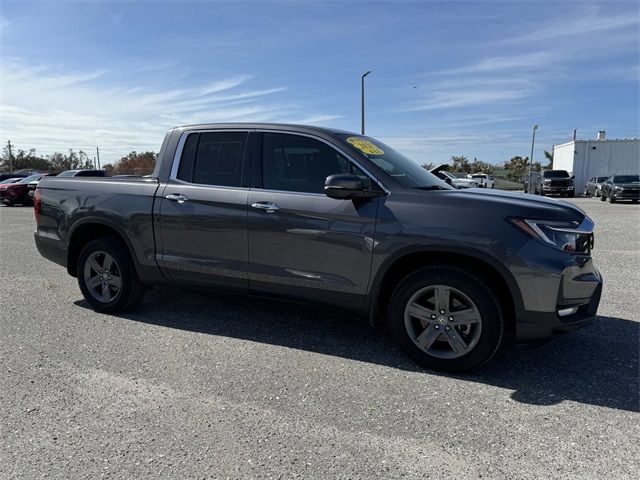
top-left (177, 131), bottom-right (247, 187)
top-left (262, 133), bottom-right (372, 193)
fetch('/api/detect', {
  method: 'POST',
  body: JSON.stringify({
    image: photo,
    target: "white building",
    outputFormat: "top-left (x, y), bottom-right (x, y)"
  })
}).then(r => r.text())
top-left (553, 131), bottom-right (640, 192)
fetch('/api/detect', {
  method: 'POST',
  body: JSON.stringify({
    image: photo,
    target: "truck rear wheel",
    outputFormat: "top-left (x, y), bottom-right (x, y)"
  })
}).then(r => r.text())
top-left (387, 266), bottom-right (503, 372)
top-left (77, 237), bottom-right (145, 313)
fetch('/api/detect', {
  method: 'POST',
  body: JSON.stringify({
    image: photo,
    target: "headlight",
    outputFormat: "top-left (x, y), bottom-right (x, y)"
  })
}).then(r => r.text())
top-left (613, 185), bottom-right (623, 190)
top-left (508, 218), bottom-right (593, 253)
top-left (543, 179), bottom-right (552, 184)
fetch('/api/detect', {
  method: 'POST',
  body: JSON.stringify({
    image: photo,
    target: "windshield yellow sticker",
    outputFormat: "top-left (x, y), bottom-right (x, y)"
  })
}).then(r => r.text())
top-left (346, 137), bottom-right (385, 156)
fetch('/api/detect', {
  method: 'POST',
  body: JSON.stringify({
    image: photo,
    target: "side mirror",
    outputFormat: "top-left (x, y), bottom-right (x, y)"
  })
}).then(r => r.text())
top-left (571, 175), bottom-right (575, 179)
top-left (324, 174), bottom-right (384, 200)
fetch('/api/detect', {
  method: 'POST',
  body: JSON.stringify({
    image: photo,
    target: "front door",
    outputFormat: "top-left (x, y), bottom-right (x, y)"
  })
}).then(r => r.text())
top-left (247, 132), bottom-right (381, 309)
top-left (157, 130), bottom-right (250, 289)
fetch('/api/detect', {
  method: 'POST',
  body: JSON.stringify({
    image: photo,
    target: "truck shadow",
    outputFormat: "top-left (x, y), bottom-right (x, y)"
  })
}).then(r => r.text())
top-left (75, 286), bottom-right (639, 413)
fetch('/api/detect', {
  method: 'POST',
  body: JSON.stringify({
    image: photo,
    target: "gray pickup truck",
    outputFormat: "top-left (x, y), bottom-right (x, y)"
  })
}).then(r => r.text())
top-left (532, 170), bottom-right (576, 197)
top-left (34, 124), bottom-right (602, 372)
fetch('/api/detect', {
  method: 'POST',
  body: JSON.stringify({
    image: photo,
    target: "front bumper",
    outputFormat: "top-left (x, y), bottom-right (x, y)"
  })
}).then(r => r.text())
top-left (611, 189), bottom-right (640, 200)
top-left (542, 185), bottom-right (574, 194)
top-left (516, 264), bottom-right (602, 341)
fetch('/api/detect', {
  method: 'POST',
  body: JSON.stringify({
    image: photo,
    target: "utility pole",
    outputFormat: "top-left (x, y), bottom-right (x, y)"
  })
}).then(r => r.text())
top-left (7, 140), bottom-right (13, 173)
top-left (527, 125), bottom-right (538, 194)
top-left (96, 147), bottom-right (101, 169)
top-left (573, 128), bottom-right (577, 141)
top-left (361, 70), bottom-right (372, 135)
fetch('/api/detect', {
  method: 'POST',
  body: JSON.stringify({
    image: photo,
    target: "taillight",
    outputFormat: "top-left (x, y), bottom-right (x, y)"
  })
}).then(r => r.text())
top-left (34, 189), bottom-right (42, 223)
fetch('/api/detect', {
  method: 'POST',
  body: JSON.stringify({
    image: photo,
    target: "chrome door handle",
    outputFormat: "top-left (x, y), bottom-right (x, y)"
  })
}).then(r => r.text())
top-left (251, 202), bottom-right (280, 213)
top-left (165, 193), bottom-right (189, 204)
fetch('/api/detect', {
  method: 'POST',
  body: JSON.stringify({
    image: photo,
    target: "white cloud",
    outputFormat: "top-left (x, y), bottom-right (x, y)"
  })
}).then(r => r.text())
top-left (512, 6), bottom-right (639, 44)
top-left (0, 59), bottom-right (338, 163)
top-left (407, 89), bottom-right (531, 111)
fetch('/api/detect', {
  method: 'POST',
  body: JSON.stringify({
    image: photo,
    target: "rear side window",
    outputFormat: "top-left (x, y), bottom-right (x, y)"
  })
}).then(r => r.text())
top-left (262, 133), bottom-right (371, 193)
top-left (177, 131), bottom-right (248, 187)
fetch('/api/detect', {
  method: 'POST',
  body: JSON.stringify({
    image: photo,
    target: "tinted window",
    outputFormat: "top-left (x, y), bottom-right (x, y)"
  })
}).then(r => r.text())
top-left (177, 131), bottom-right (247, 187)
top-left (597, 177), bottom-right (608, 182)
top-left (75, 170), bottom-right (107, 177)
top-left (262, 133), bottom-right (371, 193)
top-left (542, 170), bottom-right (570, 178)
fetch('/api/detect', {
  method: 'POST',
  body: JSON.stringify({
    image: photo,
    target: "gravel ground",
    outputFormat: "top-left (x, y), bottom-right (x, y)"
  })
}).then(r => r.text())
top-left (1, 197), bottom-right (638, 479)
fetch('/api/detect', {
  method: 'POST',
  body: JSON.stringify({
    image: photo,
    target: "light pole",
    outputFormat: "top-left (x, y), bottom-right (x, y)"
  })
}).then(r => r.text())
top-left (361, 70), bottom-right (371, 135)
top-left (527, 124), bottom-right (538, 193)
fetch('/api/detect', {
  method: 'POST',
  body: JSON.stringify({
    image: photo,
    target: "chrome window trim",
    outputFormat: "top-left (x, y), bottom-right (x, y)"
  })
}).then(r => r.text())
top-left (168, 127), bottom-right (390, 195)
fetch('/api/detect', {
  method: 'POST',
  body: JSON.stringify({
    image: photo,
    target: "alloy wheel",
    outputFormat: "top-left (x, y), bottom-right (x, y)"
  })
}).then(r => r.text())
top-left (83, 251), bottom-right (122, 303)
top-left (404, 285), bottom-right (482, 359)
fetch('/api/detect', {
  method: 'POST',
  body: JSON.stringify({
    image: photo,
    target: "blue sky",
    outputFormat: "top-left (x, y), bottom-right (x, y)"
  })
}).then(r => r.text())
top-left (1, 0), bottom-right (638, 165)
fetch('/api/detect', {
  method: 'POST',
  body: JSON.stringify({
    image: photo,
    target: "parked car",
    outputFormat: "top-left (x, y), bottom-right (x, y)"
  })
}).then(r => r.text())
top-left (584, 176), bottom-right (609, 197)
top-left (34, 124), bottom-right (601, 373)
top-left (533, 170), bottom-right (575, 197)
top-left (27, 173), bottom-right (56, 199)
top-left (56, 169), bottom-right (108, 178)
top-left (599, 174), bottom-right (640, 203)
top-left (430, 165), bottom-right (478, 189)
top-left (0, 173), bottom-right (29, 182)
top-left (0, 173), bottom-right (47, 206)
top-left (0, 177), bottom-right (22, 185)
top-left (467, 173), bottom-right (494, 189)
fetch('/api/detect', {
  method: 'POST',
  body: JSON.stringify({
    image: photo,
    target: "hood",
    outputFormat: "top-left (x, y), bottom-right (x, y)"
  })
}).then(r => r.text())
top-left (413, 187), bottom-right (586, 223)
top-left (613, 183), bottom-right (640, 188)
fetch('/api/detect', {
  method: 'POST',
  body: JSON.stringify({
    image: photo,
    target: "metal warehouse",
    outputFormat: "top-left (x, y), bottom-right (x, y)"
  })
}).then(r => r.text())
top-left (553, 131), bottom-right (640, 192)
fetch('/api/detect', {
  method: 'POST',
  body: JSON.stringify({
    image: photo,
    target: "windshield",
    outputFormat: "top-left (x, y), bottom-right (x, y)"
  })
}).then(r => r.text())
top-left (542, 170), bottom-right (570, 178)
top-left (613, 175), bottom-right (640, 184)
top-left (471, 174), bottom-right (487, 179)
top-left (57, 170), bottom-right (78, 177)
top-left (0, 178), bottom-right (20, 184)
top-left (336, 134), bottom-right (451, 189)
top-left (18, 174), bottom-right (43, 184)
top-left (597, 177), bottom-right (608, 182)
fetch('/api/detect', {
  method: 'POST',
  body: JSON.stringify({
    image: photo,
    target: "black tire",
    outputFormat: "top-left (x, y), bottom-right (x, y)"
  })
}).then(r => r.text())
top-left (633, 199), bottom-right (639, 204)
top-left (77, 237), bottom-right (145, 313)
top-left (539, 190), bottom-right (545, 197)
top-left (3, 201), bottom-right (13, 206)
top-left (609, 195), bottom-right (616, 204)
top-left (387, 266), bottom-right (504, 373)
top-left (568, 191), bottom-right (575, 198)
top-left (600, 193), bottom-right (607, 202)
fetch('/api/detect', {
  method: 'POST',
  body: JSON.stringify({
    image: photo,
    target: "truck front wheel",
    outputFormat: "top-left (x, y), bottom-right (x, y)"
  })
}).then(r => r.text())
top-left (387, 266), bottom-right (504, 372)
top-left (77, 237), bottom-right (146, 313)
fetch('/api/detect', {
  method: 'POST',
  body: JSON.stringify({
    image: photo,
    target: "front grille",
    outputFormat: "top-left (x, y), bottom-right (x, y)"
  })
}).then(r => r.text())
top-left (550, 180), bottom-right (569, 187)
top-left (619, 189), bottom-right (640, 198)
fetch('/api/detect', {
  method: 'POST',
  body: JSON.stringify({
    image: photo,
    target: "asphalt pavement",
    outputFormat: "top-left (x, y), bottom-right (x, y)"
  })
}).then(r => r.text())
top-left (1, 197), bottom-right (638, 479)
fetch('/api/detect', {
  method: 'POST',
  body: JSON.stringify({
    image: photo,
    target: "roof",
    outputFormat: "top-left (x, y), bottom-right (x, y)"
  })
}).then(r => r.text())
top-left (172, 122), bottom-right (358, 136)
top-left (555, 138), bottom-right (640, 148)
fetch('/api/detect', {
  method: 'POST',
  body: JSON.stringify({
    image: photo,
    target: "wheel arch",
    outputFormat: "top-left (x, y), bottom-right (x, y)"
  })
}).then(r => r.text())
top-left (67, 219), bottom-right (138, 278)
top-left (367, 246), bottom-right (523, 335)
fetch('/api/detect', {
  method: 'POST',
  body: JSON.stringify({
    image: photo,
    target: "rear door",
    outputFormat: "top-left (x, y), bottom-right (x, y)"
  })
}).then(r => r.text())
top-left (247, 131), bottom-right (382, 309)
top-left (157, 130), bottom-right (251, 289)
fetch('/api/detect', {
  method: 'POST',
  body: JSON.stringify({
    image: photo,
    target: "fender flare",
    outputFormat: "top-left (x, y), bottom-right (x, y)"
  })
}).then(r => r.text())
top-left (366, 244), bottom-right (525, 324)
